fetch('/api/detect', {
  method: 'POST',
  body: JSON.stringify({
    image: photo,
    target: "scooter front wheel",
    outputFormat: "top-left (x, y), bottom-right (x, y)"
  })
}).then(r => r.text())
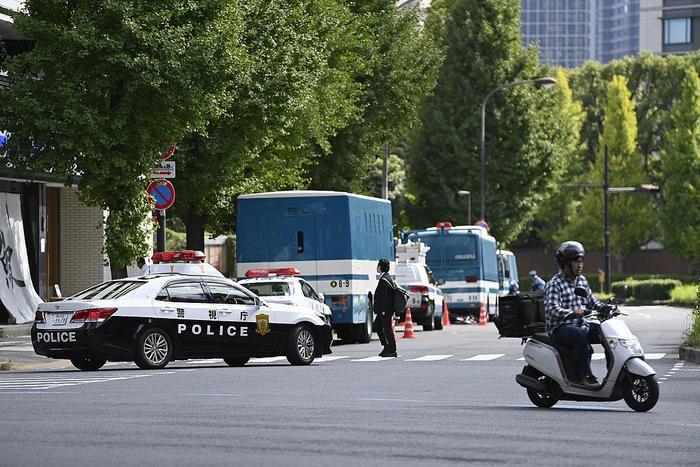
top-left (623, 374), bottom-right (659, 412)
top-left (524, 366), bottom-right (558, 408)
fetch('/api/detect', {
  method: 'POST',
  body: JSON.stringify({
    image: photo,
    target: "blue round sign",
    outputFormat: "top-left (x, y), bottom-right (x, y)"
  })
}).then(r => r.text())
top-left (147, 179), bottom-right (176, 210)
top-left (0, 133), bottom-right (7, 148)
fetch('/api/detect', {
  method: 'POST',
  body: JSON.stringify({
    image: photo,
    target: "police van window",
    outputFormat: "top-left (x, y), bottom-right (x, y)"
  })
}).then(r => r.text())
top-left (241, 282), bottom-right (291, 297)
top-left (162, 281), bottom-right (208, 303)
top-left (206, 282), bottom-right (256, 305)
top-left (71, 281), bottom-right (145, 300)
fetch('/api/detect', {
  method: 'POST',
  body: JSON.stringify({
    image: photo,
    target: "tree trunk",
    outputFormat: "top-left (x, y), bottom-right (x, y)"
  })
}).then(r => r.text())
top-left (110, 264), bottom-right (128, 280)
top-left (185, 211), bottom-right (206, 252)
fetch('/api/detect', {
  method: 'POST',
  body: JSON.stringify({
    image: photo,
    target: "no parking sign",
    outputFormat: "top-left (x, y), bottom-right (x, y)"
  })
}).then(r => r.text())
top-left (147, 179), bottom-right (176, 210)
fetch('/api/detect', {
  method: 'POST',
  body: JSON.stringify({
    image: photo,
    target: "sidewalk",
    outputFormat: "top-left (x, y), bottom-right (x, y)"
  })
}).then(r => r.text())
top-left (0, 323), bottom-right (32, 338)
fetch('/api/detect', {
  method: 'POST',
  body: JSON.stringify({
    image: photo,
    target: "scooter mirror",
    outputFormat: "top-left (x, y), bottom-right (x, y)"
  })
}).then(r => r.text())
top-left (574, 286), bottom-right (588, 298)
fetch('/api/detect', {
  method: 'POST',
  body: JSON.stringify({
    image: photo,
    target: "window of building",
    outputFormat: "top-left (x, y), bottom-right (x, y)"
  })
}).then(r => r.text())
top-left (664, 18), bottom-right (691, 45)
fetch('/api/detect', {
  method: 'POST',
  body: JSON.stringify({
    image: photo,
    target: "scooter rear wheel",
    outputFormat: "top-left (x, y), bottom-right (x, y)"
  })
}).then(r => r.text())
top-left (524, 366), bottom-right (558, 408)
top-left (623, 374), bottom-right (659, 412)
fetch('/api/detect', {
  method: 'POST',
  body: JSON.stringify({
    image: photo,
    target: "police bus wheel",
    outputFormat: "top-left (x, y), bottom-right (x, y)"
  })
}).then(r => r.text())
top-left (134, 327), bottom-right (173, 370)
top-left (286, 325), bottom-right (316, 366)
top-left (224, 357), bottom-right (250, 367)
top-left (70, 354), bottom-right (107, 371)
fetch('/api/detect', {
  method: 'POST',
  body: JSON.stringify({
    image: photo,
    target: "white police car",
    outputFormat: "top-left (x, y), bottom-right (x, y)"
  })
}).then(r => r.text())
top-left (238, 268), bottom-right (332, 320)
top-left (31, 251), bottom-right (332, 370)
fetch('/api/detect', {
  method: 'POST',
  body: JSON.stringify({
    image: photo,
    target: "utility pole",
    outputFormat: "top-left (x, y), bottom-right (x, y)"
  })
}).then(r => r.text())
top-left (381, 143), bottom-right (389, 200)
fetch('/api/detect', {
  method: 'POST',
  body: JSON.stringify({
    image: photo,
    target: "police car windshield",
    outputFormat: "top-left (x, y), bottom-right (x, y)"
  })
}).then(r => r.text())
top-left (240, 282), bottom-right (291, 297)
top-left (70, 281), bottom-right (145, 301)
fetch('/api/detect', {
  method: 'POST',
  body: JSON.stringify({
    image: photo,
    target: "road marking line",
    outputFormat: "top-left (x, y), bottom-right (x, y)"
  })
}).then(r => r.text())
top-left (0, 345), bottom-right (35, 351)
top-left (249, 356), bottom-right (287, 364)
top-left (406, 355), bottom-right (453, 362)
top-left (461, 354), bottom-right (505, 361)
top-left (517, 357), bottom-right (525, 361)
top-left (313, 356), bottom-right (350, 363)
top-left (644, 353), bottom-right (666, 360)
top-left (351, 356), bottom-right (398, 362)
top-left (658, 377), bottom-right (668, 381)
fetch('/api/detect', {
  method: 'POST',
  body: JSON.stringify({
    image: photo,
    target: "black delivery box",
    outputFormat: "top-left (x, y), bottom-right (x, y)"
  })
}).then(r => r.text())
top-left (494, 290), bottom-right (545, 338)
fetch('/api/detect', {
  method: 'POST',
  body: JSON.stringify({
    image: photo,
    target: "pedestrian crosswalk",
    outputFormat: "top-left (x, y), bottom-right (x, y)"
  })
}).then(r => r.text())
top-left (0, 373), bottom-right (159, 391)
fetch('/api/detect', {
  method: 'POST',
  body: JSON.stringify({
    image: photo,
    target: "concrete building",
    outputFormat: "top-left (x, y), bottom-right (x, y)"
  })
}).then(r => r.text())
top-left (521, 0), bottom-right (640, 67)
top-left (639, 0), bottom-right (700, 55)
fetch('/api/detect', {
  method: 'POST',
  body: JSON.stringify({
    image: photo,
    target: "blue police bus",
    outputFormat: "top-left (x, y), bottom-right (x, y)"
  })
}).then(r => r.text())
top-left (402, 222), bottom-right (499, 321)
top-left (236, 191), bottom-right (394, 343)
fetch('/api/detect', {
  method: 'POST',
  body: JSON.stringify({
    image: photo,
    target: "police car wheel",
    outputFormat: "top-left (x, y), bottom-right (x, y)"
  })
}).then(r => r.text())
top-left (286, 325), bottom-right (316, 366)
top-left (70, 354), bottom-right (107, 371)
top-left (224, 357), bottom-right (250, 367)
top-left (134, 327), bottom-right (173, 370)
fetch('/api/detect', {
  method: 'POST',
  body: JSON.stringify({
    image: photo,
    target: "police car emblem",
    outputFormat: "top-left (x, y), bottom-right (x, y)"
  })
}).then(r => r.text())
top-left (256, 313), bottom-right (270, 335)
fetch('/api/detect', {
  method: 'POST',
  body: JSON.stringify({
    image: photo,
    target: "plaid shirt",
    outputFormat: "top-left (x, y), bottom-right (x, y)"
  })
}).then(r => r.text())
top-left (544, 271), bottom-right (605, 335)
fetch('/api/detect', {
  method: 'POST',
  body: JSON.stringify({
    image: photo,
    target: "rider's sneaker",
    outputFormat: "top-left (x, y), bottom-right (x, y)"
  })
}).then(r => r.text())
top-left (583, 374), bottom-right (600, 388)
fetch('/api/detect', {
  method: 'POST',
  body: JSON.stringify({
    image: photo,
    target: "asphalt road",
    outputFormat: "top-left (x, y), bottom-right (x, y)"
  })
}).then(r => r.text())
top-left (1, 305), bottom-right (697, 467)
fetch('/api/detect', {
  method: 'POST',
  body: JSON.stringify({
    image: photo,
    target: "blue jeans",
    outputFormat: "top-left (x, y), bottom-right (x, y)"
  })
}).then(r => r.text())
top-left (551, 323), bottom-right (601, 379)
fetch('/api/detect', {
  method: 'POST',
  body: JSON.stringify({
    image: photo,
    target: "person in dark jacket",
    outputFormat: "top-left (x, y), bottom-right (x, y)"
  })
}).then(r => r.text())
top-left (373, 259), bottom-right (397, 358)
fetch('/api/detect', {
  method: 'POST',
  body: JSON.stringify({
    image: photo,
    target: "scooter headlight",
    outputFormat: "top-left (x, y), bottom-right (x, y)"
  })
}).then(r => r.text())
top-left (618, 339), bottom-right (643, 356)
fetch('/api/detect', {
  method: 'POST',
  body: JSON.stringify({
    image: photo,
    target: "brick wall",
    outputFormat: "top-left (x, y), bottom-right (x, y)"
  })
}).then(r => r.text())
top-left (59, 188), bottom-right (108, 296)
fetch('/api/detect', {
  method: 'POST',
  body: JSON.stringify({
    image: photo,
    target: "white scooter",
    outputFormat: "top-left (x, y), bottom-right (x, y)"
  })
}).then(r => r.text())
top-left (516, 287), bottom-right (659, 412)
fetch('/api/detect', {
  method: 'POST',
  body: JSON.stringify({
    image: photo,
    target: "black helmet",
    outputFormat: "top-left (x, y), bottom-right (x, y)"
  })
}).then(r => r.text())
top-left (555, 241), bottom-right (585, 269)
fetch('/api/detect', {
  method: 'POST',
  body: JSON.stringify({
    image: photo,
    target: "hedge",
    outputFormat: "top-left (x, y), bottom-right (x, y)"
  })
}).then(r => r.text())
top-left (611, 278), bottom-right (683, 301)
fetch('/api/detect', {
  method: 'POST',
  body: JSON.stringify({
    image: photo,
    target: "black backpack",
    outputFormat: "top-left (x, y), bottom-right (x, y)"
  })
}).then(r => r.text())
top-left (382, 276), bottom-right (410, 314)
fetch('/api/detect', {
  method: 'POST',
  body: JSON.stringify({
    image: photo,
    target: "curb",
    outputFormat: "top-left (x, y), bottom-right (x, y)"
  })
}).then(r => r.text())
top-left (679, 346), bottom-right (700, 364)
top-left (0, 324), bottom-right (32, 339)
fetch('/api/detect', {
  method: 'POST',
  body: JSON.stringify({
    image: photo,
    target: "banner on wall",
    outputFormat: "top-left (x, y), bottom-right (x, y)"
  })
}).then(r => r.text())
top-left (0, 192), bottom-right (43, 323)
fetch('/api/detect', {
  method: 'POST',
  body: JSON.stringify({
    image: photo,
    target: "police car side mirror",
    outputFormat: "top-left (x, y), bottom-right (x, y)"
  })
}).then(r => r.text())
top-left (318, 292), bottom-right (325, 302)
top-left (437, 278), bottom-right (445, 286)
top-left (254, 296), bottom-right (262, 307)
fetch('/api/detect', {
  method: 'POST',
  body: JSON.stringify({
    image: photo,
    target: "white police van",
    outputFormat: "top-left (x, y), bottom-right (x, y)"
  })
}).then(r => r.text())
top-left (32, 251), bottom-right (332, 370)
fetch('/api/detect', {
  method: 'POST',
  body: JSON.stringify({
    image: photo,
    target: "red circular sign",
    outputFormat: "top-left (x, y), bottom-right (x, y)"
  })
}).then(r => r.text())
top-left (147, 179), bottom-right (176, 210)
top-left (160, 143), bottom-right (176, 161)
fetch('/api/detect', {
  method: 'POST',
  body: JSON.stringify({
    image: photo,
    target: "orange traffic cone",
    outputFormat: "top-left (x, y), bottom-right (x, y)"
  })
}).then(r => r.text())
top-left (478, 302), bottom-right (488, 326)
top-left (442, 301), bottom-right (451, 327)
top-left (403, 308), bottom-right (416, 338)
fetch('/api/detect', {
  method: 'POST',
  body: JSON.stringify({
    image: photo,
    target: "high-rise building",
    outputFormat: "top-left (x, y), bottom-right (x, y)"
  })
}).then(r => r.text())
top-left (521, 0), bottom-right (640, 68)
top-left (639, 0), bottom-right (700, 56)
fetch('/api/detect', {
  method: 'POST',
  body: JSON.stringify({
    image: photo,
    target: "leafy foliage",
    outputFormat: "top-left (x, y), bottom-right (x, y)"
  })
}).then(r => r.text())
top-left (660, 66), bottom-right (700, 266)
top-left (563, 75), bottom-right (657, 262)
top-left (406, 0), bottom-right (577, 244)
top-left (0, 0), bottom-right (243, 269)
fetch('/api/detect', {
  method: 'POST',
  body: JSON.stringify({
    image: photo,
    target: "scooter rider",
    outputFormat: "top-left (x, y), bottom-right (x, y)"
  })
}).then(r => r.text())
top-left (544, 241), bottom-right (609, 387)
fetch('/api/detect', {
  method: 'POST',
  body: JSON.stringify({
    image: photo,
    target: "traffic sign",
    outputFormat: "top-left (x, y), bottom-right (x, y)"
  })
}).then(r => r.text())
top-left (147, 179), bottom-right (176, 210)
top-left (151, 161), bottom-right (176, 179)
top-left (159, 142), bottom-right (176, 161)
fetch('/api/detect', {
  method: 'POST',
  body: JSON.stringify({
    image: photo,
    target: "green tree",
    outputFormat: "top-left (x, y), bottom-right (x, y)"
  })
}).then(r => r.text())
top-left (519, 68), bottom-right (586, 248)
top-left (171, 0), bottom-right (363, 249)
top-left (0, 0), bottom-right (242, 276)
top-left (660, 66), bottom-right (700, 267)
top-left (307, 0), bottom-right (442, 194)
top-left (563, 75), bottom-right (657, 270)
top-left (407, 0), bottom-right (574, 244)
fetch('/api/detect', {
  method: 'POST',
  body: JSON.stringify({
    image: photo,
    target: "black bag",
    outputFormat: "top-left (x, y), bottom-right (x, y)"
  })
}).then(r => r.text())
top-left (392, 283), bottom-right (411, 314)
top-left (494, 290), bottom-right (545, 338)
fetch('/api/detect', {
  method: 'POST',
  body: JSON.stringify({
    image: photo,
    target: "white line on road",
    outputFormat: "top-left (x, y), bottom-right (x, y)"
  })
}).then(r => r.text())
top-left (461, 354), bottom-right (505, 361)
top-left (644, 353), bottom-right (666, 360)
top-left (249, 357), bottom-right (288, 364)
top-left (351, 356), bottom-right (398, 362)
top-left (313, 356), bottom-right (350, 363)
top-left (185, 358), bottom-right (224, 365)
top-left (0, 345), bottom-right (34, 351)
top-left (406, 355), bottom-right (454, 362)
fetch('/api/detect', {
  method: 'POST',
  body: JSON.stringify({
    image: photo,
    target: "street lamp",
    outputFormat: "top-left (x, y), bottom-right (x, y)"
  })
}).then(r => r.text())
top-left (602, 145), bottom-right (659, 293)
top-left (479, 76), bottom-right (557, 221)
top-left (457, 190), bottom-right (472, 224)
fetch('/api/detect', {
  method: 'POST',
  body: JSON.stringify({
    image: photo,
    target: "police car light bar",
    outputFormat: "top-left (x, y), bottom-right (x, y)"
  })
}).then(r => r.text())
top-left (152, 250), bottom-right (206, 264)
top-left (436, 221), bottom-right (453, 229)
top-left (244, 268), bottom-right (301, 278)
